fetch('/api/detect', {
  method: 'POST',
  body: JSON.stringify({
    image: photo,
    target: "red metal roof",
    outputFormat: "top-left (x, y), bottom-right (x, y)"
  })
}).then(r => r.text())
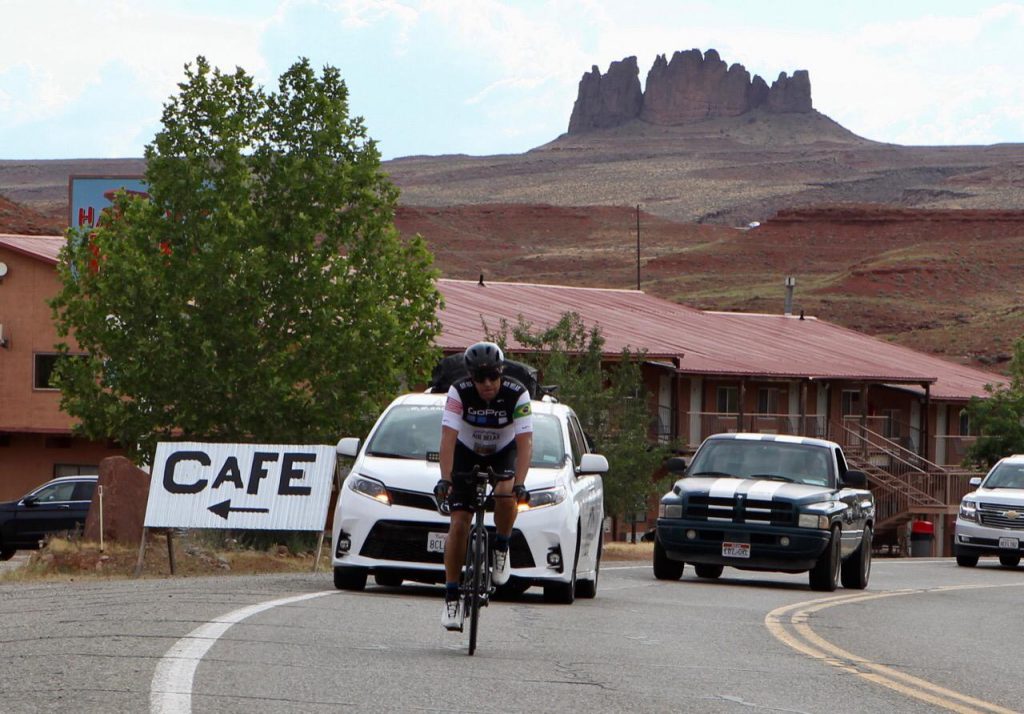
top-left (438, 279), bottom-right (1005, 401)
top-left (0, 239), bottom-right (1003, 402)
top-left (0, 234), bottom-right (63, 264)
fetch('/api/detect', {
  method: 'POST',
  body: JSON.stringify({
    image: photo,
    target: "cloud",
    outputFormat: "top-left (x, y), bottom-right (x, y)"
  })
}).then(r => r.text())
top-left (3, 1), bottom-right (1022, 159)
top-left (1, 1), bottom-right (270, 131)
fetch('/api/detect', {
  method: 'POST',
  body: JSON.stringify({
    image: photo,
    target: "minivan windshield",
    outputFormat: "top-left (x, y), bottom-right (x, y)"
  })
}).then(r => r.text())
top-left (688, 439), bottom-right (834, 487)
top-left (364, 405), bottom-right (566, 468)
top-left (983, 461), bottom-right (1024, 489)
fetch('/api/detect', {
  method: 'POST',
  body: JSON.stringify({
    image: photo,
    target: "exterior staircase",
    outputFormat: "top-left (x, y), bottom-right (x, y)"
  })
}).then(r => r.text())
top-left (830, 421), bottom-right (980, 553)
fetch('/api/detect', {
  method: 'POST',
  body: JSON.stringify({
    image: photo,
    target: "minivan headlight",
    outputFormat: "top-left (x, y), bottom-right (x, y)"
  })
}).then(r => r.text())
top-left (349, 475), bottom-right (390, 505)
top-left (518, 486), bottom-right (566, 511)
top-left (959, 499), bottom-right (977, 522)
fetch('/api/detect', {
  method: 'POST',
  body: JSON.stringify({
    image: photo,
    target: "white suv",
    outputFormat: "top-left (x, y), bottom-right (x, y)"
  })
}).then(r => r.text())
top-left (330, 392), bottom-right (607, 603)
top-left (955, 454), bottom-right (1024, 568)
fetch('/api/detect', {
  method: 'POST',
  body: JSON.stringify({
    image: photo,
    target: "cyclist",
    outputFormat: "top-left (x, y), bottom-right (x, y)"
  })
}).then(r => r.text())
top-left (434, 341), bottom-right (533, 631)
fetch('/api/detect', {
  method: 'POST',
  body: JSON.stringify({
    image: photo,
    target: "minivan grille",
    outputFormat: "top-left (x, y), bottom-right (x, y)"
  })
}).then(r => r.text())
top-left (388, 488), bottom-right (440, 511)
top-left (359, 520), bottom-right (535, 567)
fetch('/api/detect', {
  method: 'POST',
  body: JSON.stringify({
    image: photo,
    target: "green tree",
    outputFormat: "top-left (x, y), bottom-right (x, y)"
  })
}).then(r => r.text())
top-left (489, 312), bottom-right (674, 526)
top-left (50, 57), bottom-right (442, 460)
top-left (964, 339), bottom-right (1024, 468)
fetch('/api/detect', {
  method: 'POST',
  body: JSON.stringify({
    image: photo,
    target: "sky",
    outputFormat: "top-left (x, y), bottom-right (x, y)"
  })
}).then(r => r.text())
top-left (2, 0), bottom-right (1023, 161)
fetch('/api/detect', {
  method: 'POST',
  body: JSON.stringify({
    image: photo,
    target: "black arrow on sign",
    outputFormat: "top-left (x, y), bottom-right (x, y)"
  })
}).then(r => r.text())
top-left (208, 499), bottom-right (270, 520)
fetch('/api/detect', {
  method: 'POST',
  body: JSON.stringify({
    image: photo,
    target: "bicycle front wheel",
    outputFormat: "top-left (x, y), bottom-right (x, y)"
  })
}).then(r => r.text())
top-left (466, 525), bottom-right (488, 655)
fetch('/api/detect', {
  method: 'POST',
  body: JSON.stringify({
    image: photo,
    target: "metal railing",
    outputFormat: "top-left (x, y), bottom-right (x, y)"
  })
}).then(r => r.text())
top-left (686, 412), bottom-right (828, 441)
top-left (832, 420), bottom-right (981, 528)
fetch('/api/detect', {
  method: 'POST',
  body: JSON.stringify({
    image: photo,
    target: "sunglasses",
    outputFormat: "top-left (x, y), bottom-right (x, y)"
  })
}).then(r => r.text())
top-left (471, 370), bottom-right (502, 383)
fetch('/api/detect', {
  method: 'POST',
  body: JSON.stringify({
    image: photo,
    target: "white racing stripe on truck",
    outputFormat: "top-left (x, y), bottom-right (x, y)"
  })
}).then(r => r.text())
top-left (709, 478), bottom-right (740, 498)
top-left (745, 480), bottom-right (786, 500)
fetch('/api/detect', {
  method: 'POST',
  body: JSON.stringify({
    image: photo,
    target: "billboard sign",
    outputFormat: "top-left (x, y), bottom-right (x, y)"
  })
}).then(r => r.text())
top-left (68, 175), bottom-right (148, 228)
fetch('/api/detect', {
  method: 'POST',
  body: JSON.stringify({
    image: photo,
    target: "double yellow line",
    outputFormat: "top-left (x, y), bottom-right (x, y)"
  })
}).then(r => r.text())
top-left (765, 585), bottom-right (1023, 714)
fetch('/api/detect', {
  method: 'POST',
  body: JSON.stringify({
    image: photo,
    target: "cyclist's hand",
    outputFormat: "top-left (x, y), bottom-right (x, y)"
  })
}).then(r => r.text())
top-left (512, 484), bottom-right (529, 505)
top-left (433, 479), bottom-right (451, 502)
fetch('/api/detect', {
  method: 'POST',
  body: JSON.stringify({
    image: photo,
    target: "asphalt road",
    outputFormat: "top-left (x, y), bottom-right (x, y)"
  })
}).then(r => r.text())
top-left (0, 557), bottom-right (1021, 714)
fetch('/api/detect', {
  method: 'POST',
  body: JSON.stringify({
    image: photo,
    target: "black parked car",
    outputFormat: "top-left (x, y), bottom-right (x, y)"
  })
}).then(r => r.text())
top-left (0, 476), bottom-right (97, 559)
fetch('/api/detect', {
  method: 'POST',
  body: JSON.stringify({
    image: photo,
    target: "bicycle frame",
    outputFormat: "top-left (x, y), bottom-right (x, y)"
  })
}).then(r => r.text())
top-left (450, 466), bottom-right (513, 656)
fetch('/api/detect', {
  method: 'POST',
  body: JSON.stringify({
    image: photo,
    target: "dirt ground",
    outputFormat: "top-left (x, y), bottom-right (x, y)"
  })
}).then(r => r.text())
top-left (0, 532), bottom-right (330, 582)
top-left (395, 203), bottom-right (1024, 371)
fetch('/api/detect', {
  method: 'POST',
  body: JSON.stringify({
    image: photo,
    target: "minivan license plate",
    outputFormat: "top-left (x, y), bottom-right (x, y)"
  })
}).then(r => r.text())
top-left (427, 532), bottom-right (448, 553)
top-left (722, 542), bottom-right (750, 558)
top-left (999, 537), bottom-right (1019, 550)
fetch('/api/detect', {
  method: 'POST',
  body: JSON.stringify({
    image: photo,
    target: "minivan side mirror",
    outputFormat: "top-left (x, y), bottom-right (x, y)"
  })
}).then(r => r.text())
top-left (969, 476), bottom-right (982, 487)
top-left (336, 437), bottom-right (360, 458)
top-left (843, 469), bottom-right (868, 489)
top-left (578, 453), bottom-right (608, 475)
top-left (22, 495), bottom-right (39, 507)
top-left (665, 456), bottom-right (689, 474)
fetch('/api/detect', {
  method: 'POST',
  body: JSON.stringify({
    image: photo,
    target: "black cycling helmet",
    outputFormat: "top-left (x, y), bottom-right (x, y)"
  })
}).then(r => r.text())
top-left (464, 341), bottom-right (504, 376)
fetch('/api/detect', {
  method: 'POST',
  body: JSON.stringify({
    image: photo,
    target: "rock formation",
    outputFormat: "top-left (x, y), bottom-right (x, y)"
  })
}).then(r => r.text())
top-left (567, 48), bottom-right (813, 133)
top-left (567, 56), bottom-right (644, 134)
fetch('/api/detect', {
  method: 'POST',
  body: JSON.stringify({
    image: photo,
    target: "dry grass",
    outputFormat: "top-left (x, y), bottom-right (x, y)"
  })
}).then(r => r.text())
top-left (0, 533), bottom-right (332, 582)
top-left (603, 542), bottom-right (653, 561)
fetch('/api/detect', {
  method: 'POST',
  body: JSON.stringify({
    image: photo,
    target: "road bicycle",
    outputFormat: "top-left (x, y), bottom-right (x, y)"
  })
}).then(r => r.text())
top-left (440, 466), bottom-right (518, 656)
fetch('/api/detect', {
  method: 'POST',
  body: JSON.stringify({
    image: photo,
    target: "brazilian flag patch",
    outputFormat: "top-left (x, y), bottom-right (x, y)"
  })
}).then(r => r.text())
top-left (513, 402), bottom-right (532, 419)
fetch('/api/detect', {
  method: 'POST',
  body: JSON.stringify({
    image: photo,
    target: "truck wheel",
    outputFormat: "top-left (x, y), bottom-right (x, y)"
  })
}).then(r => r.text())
top-left (693, 563), bottom-right (723, 579)
top-left (841, 525), bottom-right (872, 589)
top-left (653, 538), bottom-right (684, 580)
top-left (809, 526), bottom-right (841, 592)
top-left (333, 566), bottom-right (367, 591)
top-left (999, 554), bottom-right (1020, 568)
top-left (0, 546), bottom-right (16, 561)
top-left (956, 553), bottom-right (979, 567)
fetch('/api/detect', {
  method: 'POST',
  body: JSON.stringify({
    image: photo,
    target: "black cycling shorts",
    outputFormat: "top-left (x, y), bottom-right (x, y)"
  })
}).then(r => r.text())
top-left (447, 441), bottom-right (517, 512)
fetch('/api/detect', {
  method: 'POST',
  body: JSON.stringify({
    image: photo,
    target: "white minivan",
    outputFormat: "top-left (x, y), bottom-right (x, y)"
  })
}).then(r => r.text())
top-left (331, 392), bottom-right (607, 603)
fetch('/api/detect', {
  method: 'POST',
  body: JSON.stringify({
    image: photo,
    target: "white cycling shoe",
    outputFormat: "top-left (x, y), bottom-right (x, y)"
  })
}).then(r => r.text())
top-left (492, 548), bottom-right (511, 586)
top-left (441, 598), bottom-right (462, 631)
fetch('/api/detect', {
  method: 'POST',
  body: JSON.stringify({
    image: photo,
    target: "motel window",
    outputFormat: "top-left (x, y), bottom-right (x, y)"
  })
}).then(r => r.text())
top-left (881, 409), bottom-right (902, 439)
top-left (716, 386), bottom-right (738, 413)
top-left (54, 464), bottom-right (99, 478)
top-left (34, 353), bottom-right (85, 390)
top-left (757, 388), bottom-right (780, 414)
top-left (841, 390), bottom-right (861, 417)
top-left (959, 410), bottom-right (972, 436)
top-left (34, 353), bottom-right (60, 390)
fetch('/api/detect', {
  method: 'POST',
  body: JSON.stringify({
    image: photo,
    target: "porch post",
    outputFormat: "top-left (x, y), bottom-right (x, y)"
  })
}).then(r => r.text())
top-left (738, 378), bottom-right (747, 432)
top-left (922, 382), bottom-right (931, 460)
top-left (935, 404), bottom-right (948, 465)
top-left (860, 382), bottom-right (869, 458)
top-left (799, 380), bottom-right (808, 436)
top-left (689, 377), bottom-right (703, 447)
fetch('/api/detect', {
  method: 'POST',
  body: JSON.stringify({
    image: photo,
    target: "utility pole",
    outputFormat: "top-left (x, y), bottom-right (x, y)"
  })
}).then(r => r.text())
top-left (636, 204), bottom-right (641, 290)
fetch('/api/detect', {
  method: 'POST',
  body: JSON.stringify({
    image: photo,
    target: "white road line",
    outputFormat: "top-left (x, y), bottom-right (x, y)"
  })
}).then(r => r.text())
top-left (150, 591), bottom-right (333, 714)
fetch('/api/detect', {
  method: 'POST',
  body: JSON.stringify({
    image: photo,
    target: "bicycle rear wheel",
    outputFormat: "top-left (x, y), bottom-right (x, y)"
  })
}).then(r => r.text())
top-left (466, 525), bottom-right (488, 655)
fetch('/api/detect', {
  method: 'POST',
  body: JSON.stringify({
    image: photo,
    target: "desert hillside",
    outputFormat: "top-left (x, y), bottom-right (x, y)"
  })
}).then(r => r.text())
top-left (3, 105), bottom-right (1023, 374)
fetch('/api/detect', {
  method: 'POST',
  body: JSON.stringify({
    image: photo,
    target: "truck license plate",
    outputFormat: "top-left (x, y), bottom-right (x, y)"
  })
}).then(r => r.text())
top-left (722, 542), bottom-right (750, 558)
top-left (427, 531), bottom-right (448, 553)
top-left (998, 537), bottom-right (1019, 550)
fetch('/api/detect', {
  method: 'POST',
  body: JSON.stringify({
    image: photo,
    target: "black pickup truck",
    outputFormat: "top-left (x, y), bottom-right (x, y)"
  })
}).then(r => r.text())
top-left (653, 433), bottom-right (875, 591)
